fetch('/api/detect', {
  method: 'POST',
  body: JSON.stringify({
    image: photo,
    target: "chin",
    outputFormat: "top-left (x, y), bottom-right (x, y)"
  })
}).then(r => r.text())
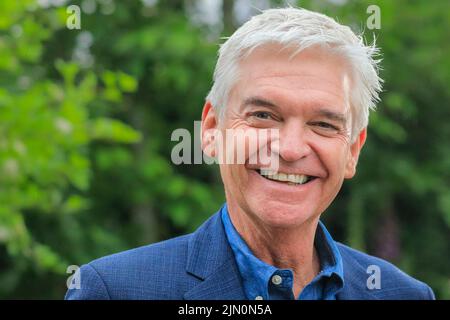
top-left (247, 199), bottom-right (319, 229)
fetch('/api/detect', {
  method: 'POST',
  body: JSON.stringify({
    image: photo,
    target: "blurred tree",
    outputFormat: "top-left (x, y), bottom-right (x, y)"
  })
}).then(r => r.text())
top-left (1, 0), bottom-right (224, 298)
top-left (0, 0), bottom-right (142, 297)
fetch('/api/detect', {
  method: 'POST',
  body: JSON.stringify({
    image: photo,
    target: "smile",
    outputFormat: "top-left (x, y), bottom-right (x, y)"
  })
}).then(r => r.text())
top-left (257, 169), bottom-right (317, 185)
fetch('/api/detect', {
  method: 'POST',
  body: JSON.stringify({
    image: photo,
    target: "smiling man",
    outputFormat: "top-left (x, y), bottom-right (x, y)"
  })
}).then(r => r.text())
top-left (66, 8), bottom-right (434, 300)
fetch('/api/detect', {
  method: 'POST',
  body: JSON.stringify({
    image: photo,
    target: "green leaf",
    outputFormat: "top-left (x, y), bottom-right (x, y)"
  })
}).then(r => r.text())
top-left (55, 60), bottom-right (79, 85)
top-left (117, 72), bottom-right (138, 92)
top-left (90, 118), bottom-right (141, 143)
top-left (33, 243), bottom-right (66, 273)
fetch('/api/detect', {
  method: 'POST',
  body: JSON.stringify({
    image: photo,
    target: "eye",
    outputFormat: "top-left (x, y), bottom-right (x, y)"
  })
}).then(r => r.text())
top-left (252, 111), bottom-right (272, 120)
top-left (314, 121), bottom-right (339, 130)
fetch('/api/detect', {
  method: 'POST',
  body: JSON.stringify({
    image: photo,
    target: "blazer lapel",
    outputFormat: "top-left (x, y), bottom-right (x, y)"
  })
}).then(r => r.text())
top-left (183, 211), bottom-right (383, 300)
top-left (184, 211), bottom-right (246, 300)
top-left (336, 245), bottom-right (379, 300)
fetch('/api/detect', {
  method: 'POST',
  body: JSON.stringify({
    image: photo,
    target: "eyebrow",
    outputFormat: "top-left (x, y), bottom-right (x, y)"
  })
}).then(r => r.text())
top-left (314, 108), bottom-right (347, 125)
top-left (242, 96), bottom-right (347, 125)
top-left (241, 96), bottom-right (278, 109)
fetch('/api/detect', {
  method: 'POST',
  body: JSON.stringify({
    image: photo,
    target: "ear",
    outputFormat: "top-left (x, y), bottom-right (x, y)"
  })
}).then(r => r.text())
top-left (344, 128), bottom-right (367, 179)
top-left (201, 101), bottom-right (219, 158)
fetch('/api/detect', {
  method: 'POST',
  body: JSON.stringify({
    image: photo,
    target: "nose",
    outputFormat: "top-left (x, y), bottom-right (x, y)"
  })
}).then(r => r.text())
top-left (273, 121), bottom-right (312, 162)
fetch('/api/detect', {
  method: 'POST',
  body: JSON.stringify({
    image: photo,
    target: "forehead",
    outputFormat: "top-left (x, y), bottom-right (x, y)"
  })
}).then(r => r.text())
top-left (233, 45), bottom-right (351, 113)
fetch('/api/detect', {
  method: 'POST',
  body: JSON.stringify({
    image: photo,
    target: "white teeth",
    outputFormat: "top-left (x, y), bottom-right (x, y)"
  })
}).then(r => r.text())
top-left (259, 170), bottom-right (310, 185)
top-left (260, 169), bottom-right (276, 176)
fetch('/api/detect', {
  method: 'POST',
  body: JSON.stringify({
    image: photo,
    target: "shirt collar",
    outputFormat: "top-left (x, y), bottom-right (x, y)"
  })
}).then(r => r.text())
top-left (221, 203), bottom-right (344, 299)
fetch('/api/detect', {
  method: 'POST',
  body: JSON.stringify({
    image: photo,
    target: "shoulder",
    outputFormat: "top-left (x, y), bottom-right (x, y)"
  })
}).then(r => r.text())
top-left (89, 233), bottom-right (191, 275)
top-left (336, 242), bottom-right (435, 300)
top-left (65, 234), bottom-right (196, 300)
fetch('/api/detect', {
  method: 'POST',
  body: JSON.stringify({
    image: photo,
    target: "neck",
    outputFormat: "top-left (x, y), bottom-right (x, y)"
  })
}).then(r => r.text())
top-left (226, 202), bottom-right (321, 297)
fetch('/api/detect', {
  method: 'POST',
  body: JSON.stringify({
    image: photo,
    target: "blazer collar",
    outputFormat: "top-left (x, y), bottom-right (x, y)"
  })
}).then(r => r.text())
top-left (183, 208), bottom-right (379, 300)
top-left (184, 211), bottom-right (246, 300)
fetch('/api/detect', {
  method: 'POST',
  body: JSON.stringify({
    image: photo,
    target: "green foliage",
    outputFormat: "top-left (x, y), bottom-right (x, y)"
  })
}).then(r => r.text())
top-left (0, 1), bottom-right (141, 297)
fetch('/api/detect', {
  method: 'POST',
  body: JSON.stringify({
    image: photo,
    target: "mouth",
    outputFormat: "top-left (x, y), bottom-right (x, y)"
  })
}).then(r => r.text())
top-left (256, 169), bottom-right (318, 186)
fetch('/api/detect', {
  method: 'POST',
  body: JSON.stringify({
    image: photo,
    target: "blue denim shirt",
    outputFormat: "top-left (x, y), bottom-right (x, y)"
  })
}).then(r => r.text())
top-left (221, 203), bottom-right (344, 300)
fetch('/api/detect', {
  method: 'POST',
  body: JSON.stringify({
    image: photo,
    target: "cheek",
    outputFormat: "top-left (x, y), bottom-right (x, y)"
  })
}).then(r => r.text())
top-left (220, 164), bottom-right (248, 191)
top-left (315, 139), bottom-right (350, 178)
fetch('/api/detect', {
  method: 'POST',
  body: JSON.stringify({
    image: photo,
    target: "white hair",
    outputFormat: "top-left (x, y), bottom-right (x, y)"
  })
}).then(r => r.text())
top-left (206, 7), bottom-right (383, 142)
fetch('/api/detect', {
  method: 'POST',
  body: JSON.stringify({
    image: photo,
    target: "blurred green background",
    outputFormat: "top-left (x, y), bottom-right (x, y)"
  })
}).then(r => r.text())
top-left (0, 0), bottom-right (449, 299)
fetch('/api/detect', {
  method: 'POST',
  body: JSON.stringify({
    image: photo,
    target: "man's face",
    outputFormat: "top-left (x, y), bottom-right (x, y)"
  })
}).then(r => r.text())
top-left (202, 45), bottom-right (366, 229)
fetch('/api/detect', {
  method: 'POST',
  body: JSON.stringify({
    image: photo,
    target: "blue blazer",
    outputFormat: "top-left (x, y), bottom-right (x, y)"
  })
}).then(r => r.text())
top-left (65, 211), bottom-right (435, 300)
